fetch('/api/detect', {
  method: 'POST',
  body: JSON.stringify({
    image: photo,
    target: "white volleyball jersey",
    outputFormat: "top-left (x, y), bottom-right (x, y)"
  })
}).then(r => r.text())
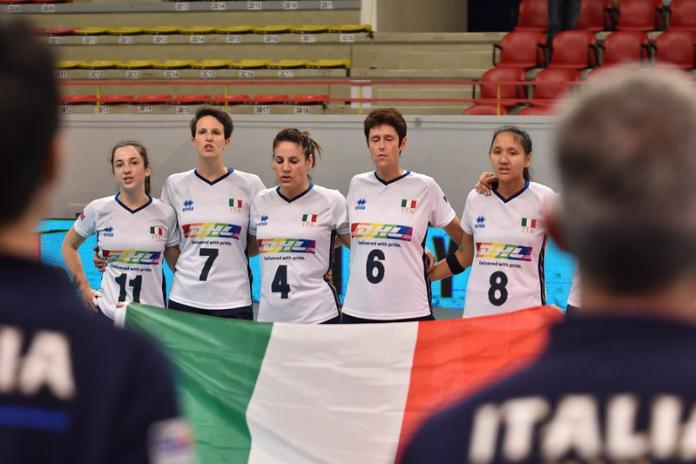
top-left (249, 184), bottom-right (349, 323)
top-left (342, 171), bottom-right (456, 320)
top-left (566, 273), bottom-right (581, 308)
top-left (73, 195), bottom-right (179, 319)
top-left (461, 181), bottom-right (556, 317)
top-left (161, 168), bottom-right (265, 310)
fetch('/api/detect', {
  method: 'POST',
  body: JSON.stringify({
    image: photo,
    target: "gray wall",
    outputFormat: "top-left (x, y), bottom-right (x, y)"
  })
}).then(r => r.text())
top-left (55, 114), bottom-right (556, 218)
top-left (375, 0), bottom-right (468, 32)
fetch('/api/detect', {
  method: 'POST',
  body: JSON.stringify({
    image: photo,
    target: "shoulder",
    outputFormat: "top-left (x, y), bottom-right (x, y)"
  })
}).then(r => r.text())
top-left (150, 198), bottom-right (177, 218)
top-left (348, 171), bottom-right (373, 187)
top-left (231, 169), bottom-right (263, 186)
top-left (528, 181), bottom-right (556, 198)
top-left (81, 196), bottom-right (116, 218)
top-left (254, 187), bottom-right (277, 202)
top-left (313, 184), bottom-right (346, 203)
top-left (164, 169), bottom-right (194, 186)
top-left (86, 195), bottom-right (116, 210)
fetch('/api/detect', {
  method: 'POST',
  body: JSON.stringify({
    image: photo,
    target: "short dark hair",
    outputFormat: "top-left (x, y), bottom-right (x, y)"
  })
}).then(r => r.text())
top-left (110, 141), bottom-right (151, 195)
top-left (189, 107), bottom-right (233, 139)
top-left (556, 66), bottom-right (696, 293)
top-left (363, 108), bottom-right (407, 144)
top-left (272, 128), bottom-right (322, 168)
top-left (489, 126), bottom-right (532, 181)
top-left (0, 19), bottom-right (58, 225)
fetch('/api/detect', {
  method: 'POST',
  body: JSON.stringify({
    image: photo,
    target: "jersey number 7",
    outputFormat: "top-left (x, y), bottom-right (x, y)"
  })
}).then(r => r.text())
top-left (199, 248), bottom-right (219, 281)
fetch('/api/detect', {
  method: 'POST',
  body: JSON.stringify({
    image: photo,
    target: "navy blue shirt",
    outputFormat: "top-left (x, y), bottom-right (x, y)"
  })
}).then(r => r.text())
top-left (0, 255), bottom-right (182, 463)
top-left (403, 314), bottom-right (696, 463)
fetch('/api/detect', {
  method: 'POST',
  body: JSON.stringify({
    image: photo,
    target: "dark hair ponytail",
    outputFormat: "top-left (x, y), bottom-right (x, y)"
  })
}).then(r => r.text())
top-left (272, 128), bottom-right (323, 167)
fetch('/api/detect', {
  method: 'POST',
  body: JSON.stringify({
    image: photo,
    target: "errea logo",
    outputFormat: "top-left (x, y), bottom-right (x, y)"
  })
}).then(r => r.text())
top-left (258, 215), bottom-right (269, 227)
top-left (183, 199), bottom-right (194, 212)
top-left (355, 198), bottom-right (367, 210)
top-left (101, 226), bottom-right (114, 237)
top-left (475, 216), bottom-right (486, 229)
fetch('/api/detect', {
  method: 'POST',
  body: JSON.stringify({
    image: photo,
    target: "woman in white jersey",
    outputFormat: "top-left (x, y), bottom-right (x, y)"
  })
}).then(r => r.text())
top-left (249, 128), bottom-right (350, 324)
top-left (430, 126), bottom-right (556, 317)
top-left (62, 141), bottom-right (179, 321)
top-left (342, 108), bottom-right (463, 323)
top-left (161, 107), bottom-right (265, 319)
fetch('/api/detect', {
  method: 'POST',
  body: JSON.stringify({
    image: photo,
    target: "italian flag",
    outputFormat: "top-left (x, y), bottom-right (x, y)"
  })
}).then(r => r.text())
top-left (125, 304), bottom-right (561, 463)
top-left (401, 199), bottom-right (417, 209)
top-left (521, 217), bottom-right (537, 228)
top-left (302, 213), bottom-right (318, 223)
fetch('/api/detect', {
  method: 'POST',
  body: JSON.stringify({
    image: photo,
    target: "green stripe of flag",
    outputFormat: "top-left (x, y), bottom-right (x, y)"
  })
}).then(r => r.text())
top-left (521, 218), bottom-right (527, 227)
top-left (125, 304), bottom-right (273, 464)
top-left (401, 199), bottom-right (407, 207)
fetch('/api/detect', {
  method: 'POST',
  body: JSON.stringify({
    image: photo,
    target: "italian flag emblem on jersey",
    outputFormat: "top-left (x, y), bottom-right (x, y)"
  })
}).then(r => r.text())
top-left (521, 217), bottom-right (538, 232)
top-left (401, 199), bottom-right (417, 214)
top-left (229, 199), bottom-right (243, 212)
top-left (150, 225), bottom-right (165, 240)
top-left (301, 213), bottom-right (318, 227)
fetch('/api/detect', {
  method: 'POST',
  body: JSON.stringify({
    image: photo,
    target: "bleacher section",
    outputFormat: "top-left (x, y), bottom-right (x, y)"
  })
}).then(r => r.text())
top-left (9, 0), bottom-right (693, 115)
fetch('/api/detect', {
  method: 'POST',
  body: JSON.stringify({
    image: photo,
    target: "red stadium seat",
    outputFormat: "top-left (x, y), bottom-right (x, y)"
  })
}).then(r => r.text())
top-left (36, 27), bottom-right (75, 36)
top-left (530, 68), bottom-right (580, 106)
top-left (100, 95), bottom-right (136, 105)
top-left (549, 30), bottom-right (599, 68)
top-left (293, 95), bottom-right (331, 105)
top-left (212, 95), bottom-right (252, 104)
top-left (668, 0), bottom-right (696, 32)
top-left (515, 0), bottom-right (549, 32)
top-left (616, 0), bottom-right (665, 32)
top-left (253, 95), bottom-right (292, 104)
top-left (475, 67), bottom-right (526, 108)
top-left (577, 0), bottom-right (614, 32)
top-left (517, 106), bottom-right (554, 115)
top-left (61, 95), bottom-right (98, 105)
top-left (654, 30), bottom-right (696, 69)
top-left (136, 95), bottom-right (175, 105)
top-left (493, 31), bottom-right (547, 68)
top-left (600, 31), bottom-right (651, 66)
top-left (175, 95), bottom-right (213, 105)
top-left (463, 105), bottom-right (509, 115)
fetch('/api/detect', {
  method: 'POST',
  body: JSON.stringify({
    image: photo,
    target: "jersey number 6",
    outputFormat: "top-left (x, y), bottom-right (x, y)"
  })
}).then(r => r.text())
top-left (366, 249), bottom-right (385, 284)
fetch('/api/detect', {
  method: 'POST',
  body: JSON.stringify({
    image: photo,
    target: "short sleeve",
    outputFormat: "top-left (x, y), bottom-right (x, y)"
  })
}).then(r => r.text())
top-left (159, 177), bottom-right (172, 207)
top-left (165, 206), bottom-right (180, 248)
top-left (250, 175), bottom-right (266, 205)
top-left (73, 200), bottom-right (98, 238)
top-left (248, 192), bottom-right (260, 237)
top-left (329, 190), bottom-right (350, 235)
top-left (427, 177), bottom-right (456, 228)
top-left (460, 190), bottom-right (476, 235)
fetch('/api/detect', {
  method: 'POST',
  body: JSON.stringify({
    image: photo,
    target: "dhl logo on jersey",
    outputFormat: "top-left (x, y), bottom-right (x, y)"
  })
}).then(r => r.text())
top-left (182, 223), bottom-right (241, 239)
top-left (351, 223), bottom-right (413, 241)
top-left (257, 238), bottom-right (316, 254)
top-left (476, 242), bottom-right (533, 261)
top-left (102, 249), bottom-right (161, 265)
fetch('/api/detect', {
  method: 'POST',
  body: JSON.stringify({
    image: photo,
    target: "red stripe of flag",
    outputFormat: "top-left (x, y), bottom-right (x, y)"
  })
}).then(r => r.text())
top-left (311, 214), bottom-right (317, 222)
top-left (396, 306), bottom-right (562, 459)
top-left (410, 200), bottom-right (417, 209)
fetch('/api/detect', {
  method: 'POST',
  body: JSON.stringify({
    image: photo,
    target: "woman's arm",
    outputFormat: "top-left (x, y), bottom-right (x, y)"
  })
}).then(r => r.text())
top-left (428, 232), bottom-right (474, 281)
top-left (337, 233), bottom-right (351, 249)
top-left (61, 228), bottom-right (97, 310)
top-left (247, 234), bottom-right (259, 257)
top-left (164, 246), bottom-right (180, 273)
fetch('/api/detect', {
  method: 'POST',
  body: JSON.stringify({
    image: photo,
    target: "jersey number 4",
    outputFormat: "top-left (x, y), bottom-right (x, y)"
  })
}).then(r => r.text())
top-left (115, 273), bottom-right (142, 303)
top-left (271, 265), bottom-right (291, 299)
